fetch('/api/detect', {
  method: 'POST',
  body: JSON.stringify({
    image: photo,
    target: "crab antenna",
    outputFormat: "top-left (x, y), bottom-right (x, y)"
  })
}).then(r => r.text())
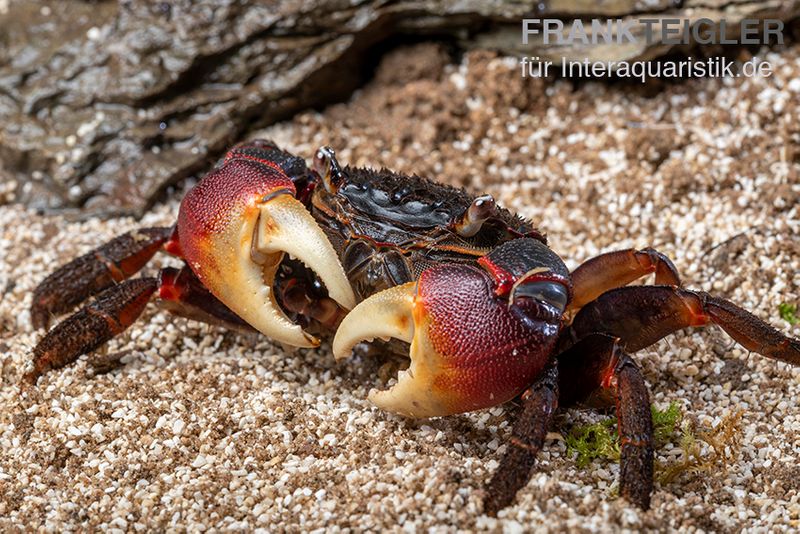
top-left (454, 194), bottom-right (496, 237)
top-left (313, 146), bottom-right (345, 193)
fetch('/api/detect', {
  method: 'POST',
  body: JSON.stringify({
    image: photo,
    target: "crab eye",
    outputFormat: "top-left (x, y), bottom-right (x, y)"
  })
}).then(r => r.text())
top-left (313, 146), bottom-right (344, 193)
top-left (313, 147), bottom-right (334, 174)
top-left (512, 280), bottom-right (569, 312)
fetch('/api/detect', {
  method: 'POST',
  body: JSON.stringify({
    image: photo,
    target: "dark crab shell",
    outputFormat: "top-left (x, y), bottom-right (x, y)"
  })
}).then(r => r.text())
top-left (309, 163), bottom-right (546, 300)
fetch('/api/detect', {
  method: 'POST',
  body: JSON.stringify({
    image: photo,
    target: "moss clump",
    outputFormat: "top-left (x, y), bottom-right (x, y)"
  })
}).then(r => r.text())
top-left (564, 402), bottom-right (743, 487)
top-left (564, 402), bottom-right (682, 467)
top-left (779, 302), bottom-right (798, 326)
top-left (564, 416), bottom-right (620, 467)
top-left (651, 401), bottom-right (682, 444)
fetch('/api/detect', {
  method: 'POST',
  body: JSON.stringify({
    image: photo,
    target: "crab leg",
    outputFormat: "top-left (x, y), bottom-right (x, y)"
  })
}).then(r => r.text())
top-left (483, 361), bottom-right (559, 516)
top-left (31, 226), bottom-right (173, 329)
top-left (569, 286), bottom-right (800, 364)
top-left (558, 335), bottom-right (655, 508)
top-left (569, 248), bottom-right (681, 311)
top-left (25, 278), bottom-right (158, 384)
top-left (558, 334), bottom-right (654, 509)
top-left (486, 334), bottom-right (655, 512)
top-left (613, 351), bottom-right (654, 510)
top-left (25, 266), bottom-right (255, 384)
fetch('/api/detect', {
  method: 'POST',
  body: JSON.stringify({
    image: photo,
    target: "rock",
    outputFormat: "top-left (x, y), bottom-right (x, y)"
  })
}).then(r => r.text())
top-left (2, 0), bottom-right (798, 216)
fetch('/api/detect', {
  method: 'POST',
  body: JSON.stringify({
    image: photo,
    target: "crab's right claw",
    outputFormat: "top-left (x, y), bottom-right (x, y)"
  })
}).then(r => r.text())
top-left (178, 141), bottom-right (355, 348)
top-left (332, 263), bottom-right (561, 418)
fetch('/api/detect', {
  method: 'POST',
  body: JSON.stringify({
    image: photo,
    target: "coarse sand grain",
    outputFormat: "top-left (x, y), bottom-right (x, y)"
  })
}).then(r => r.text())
top-left (1, 43), bottom-right (799, 532)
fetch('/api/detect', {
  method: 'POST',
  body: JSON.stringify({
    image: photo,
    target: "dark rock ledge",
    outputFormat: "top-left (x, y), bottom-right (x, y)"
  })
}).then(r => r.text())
top-left (1, 0), bottom-right (797, 216)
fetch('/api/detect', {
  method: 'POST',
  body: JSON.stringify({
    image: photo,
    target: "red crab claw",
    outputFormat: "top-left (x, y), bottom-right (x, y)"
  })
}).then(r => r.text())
top-left (333, 238), bottom-right (569, 417)
top-left (178, 141), bottom-right (356, 347)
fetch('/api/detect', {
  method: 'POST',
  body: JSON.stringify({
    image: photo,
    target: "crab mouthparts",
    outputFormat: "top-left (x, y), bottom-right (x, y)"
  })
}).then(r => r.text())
top-left (205, 192), bottom-right (356, 348)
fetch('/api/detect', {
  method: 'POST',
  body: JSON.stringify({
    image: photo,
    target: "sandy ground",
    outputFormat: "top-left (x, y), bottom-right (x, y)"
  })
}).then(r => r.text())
top-left (2, 44), bottom-right (800, 532)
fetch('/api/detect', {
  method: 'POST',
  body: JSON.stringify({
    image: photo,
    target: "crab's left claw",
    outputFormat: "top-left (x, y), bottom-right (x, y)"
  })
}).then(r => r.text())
top-left (333, 240), bottom-right (568, 417)
top-left (178, 142), bottom-right (355, 348)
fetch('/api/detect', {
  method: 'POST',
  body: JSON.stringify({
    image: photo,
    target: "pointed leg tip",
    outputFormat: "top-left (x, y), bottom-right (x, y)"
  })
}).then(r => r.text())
top-left (622, 491), bottom-right (652, 511)
top-left (30, 308), bottom-right (48, 331)
top-left (21, 370), bottom-right (40, 387)
top-left (481, 493), bottom-right (506, 518)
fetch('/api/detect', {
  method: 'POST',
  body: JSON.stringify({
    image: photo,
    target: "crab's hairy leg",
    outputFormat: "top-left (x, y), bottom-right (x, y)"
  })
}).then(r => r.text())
top-left (25, 278), bottom-right (159, 384)
top-left (483, 360), bottom-right (559, 516)
top-left (31, 226), bottom-right (174, 329)
top-left (569, 286), bottom-right (800, 365)
top-left (569, 248), bottom-right (681, 311)
top-left (614, 351), bottom-right (655, 509)
top-left (25, 266), bottom-right (256, 384)
top-left (558, 334), bottom-right (654, 509)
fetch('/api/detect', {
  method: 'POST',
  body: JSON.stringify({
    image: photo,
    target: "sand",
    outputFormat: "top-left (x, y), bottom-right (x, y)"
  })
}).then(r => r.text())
top-left (1, 43), bottom-right (799, 532)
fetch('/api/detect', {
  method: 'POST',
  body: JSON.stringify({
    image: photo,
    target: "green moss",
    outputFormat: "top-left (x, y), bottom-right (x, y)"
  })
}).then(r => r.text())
top-left (651, 401), bottom-right (682, 444)
top-left (564, 416), bottom-right (620, 467)
top-left (563, 402), bottom-right (743, 488)
top-left (565, 402), bottom-right (682, 467)
top-left (779, 302), bottom-right (798, 326)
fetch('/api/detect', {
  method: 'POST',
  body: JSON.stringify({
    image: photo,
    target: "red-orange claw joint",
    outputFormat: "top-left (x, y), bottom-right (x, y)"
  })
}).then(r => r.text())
top-left (332, 262), bottom-right (563, 417)
top-left (177, 142), bottom-right (356, 348)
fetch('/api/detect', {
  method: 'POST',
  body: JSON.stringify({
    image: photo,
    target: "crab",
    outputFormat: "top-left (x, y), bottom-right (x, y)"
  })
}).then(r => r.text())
top-left (26, 140), bottom-right (800, 514)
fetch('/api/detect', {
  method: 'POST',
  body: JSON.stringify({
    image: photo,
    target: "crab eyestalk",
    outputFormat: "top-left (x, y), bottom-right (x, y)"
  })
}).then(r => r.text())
top-left (178, 144), bottom-right (355, 347)
top-left (313, 146), bottom-right (345, 193)
top-left (453, 195), bottom-right (496, 237)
